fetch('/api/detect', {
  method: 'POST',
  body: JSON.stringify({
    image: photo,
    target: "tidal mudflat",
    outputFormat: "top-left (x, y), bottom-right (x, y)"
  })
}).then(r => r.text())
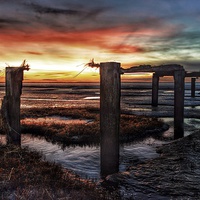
top-left (1, 82), bottom-right (200, 199)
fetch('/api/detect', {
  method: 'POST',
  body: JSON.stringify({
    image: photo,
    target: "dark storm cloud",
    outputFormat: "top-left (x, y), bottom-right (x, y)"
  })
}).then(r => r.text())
top-left (17, 2), bottom-right (111, 33)
top-left (0, 17), bottom-right (27, 30)
top-left (0, 0), bottom-right (188, 35)
top-left (0, 18), bottom-right (21, 24)
top-left (0, 18), bottom-right (26, 26)
top-left (26, 2), bottom-right (108, 19)
top-left (28, 3), bottom-right (80, 15)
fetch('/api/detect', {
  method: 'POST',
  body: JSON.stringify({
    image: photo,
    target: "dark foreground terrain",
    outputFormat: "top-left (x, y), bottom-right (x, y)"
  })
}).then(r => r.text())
top-left (1, 131), bottom-right (200, 199)
top-left (103, 131), bottom-right (200, 199)
top-left (1, 106), bottom-right (200, 199)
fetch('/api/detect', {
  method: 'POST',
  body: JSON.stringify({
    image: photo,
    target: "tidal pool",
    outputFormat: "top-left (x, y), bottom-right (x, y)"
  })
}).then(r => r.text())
top-left (0, 133), bottom-right (161, 180)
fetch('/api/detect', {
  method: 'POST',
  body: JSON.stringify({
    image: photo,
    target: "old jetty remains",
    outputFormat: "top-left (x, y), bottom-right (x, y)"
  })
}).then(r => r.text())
top-left (1, 60), bottom-right (29, 145)
top-left (99, 62), bottom-right (200, 177)
top-left (1, 60), bottom-right (200, 178)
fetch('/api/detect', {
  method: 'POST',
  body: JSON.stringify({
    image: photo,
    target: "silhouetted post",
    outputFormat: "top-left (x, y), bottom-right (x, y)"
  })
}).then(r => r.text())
top-left (174, 70), bottom-right (185, 139)
top-left (191, 78), bottom-right (196, 98)
top-left (1, 63), bottom-right (29, 145)
top-left (100, 62), bottom-right (121, 178)
top-left (152, 73), bottom-right (159, 107)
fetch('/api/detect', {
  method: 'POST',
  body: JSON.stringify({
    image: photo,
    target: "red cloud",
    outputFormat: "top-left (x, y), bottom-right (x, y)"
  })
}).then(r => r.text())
top-left (25, 51), bottom-right (43, 55)
top-left (0, 23), bottom-right (180, 55)
top-left (107, 44), bottom-right (145, 54)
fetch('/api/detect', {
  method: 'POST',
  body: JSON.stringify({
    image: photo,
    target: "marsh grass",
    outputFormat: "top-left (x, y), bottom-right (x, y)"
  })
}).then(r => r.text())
top-left (0, 106), bottom-right (168, 199)
top-left (0, 144), bottom-right (118, 200)
top-left (20, 107), bottom-right (167, 147)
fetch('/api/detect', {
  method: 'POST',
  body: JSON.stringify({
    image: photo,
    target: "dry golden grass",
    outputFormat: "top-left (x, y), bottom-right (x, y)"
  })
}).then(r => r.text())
top-left (20, 107), bottom-right (166, 147)
top-left (0, 144), bottom-right (118, 200)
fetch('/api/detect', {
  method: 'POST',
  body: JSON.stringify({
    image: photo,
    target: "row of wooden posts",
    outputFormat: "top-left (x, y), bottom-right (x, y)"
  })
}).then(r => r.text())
top-left (1, 62), bottom-right (199, 177)
top-left (101, 62), bottom-right (199, 176)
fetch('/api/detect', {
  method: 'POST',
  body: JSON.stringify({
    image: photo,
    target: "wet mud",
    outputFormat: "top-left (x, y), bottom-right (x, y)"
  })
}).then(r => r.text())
top-left (102, 131), bottom-right (200, 199)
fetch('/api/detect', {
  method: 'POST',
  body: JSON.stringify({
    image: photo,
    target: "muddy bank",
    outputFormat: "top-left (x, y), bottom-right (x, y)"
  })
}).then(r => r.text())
top-left (101, 131), bottom-right (200, 199)
top-left (0, 144), bottom-right (117, 200)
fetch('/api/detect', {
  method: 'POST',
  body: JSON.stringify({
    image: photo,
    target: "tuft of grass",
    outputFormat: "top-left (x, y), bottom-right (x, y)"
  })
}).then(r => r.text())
top-left (0, 144), bottom-right (118, 199)
top-left (21, 106), bottom-right (99, 120)
top-left (20, 107), bottom-right (167, 147)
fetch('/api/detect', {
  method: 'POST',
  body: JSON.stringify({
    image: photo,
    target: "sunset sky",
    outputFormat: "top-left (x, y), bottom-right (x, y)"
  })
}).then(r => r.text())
top-left (0, 0), bottom-right (200, 82)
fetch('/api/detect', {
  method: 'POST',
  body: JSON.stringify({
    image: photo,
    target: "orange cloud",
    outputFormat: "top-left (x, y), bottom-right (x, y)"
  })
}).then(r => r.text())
top-left (107, 44), bottom-right (145, 54)
top-left (0, 21), bottom-right (180, 48)
top-left (24, 51), bottom-right (43, 55)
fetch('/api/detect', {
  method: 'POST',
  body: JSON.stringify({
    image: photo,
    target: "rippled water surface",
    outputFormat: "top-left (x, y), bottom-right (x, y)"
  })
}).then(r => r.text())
top-left (0, 133), bottom-right (161, 180)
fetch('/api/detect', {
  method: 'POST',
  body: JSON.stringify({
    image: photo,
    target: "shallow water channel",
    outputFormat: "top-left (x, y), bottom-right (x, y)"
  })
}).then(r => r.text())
top-left (0, 133), bottom-right (161, 180)
top-left (24, 135), bottom-right (163, 180)
top-left (1, 116), bottom-right (199, 181)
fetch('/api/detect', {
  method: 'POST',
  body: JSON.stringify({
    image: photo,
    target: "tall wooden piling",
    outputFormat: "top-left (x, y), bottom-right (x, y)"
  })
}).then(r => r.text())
top-left (191, 78), bottom-right (196, 98)
top-left (152, 73), bottom-right (159, 107)
top-left (1, 63), bottom-right (29, 145)
top-left (174, 70), bottom-right (185, 139)
top-left (100, 62), bottom-right (121, 178)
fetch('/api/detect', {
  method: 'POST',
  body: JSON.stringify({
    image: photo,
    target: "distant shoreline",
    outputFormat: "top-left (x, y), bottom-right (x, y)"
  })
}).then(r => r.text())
top-left (0, 80), bottom-right (199, 84)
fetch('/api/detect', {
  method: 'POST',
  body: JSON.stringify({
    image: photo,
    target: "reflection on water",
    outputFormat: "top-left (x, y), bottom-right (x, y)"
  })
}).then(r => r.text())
top-left (160, 117), bottom-right (200, 137)
top-left (22, 135), bottom-right (162, 180)
top-left (21, 135), bottom-right (101, 180)
top-left (0, 134), bottom-right (161, 180)
top-left (83, 96), bottom-right (100, 100)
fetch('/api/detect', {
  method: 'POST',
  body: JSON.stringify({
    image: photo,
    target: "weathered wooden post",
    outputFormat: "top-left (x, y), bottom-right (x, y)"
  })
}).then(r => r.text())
top-left (152, 73), bottom-right (159, 107)
top-left (100, 62), bottom-right (121, 178)
top-left (191, 77), bottom-right (196, 98)
top-left (1, 61), bottom-right (29, 145)
top-left (174, 70), bottom-right (185, 139)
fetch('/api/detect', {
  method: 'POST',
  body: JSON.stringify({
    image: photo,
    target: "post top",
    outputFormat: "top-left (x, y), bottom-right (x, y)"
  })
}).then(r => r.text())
top-left (100, 62), bottom-right (120, 65)
top-left (5, 60), bottom-right (30, 71)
